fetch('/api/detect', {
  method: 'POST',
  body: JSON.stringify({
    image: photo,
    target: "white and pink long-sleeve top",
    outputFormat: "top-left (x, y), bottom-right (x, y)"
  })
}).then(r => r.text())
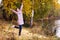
top-left (16, 10), bottom-right (24, 25)
top-left (11, 3), bottom-right (24, 25)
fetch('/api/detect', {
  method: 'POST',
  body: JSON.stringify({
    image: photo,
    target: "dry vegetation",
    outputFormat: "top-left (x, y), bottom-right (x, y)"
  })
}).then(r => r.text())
top-left (0, 19), bottom-right (60, 40)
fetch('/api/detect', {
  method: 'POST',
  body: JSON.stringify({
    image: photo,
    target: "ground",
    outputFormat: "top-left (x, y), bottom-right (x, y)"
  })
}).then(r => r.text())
top-left (0, 19), bottom-right (59, 40)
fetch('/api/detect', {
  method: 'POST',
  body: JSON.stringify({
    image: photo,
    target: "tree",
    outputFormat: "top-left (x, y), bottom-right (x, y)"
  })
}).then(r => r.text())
top-left (34, 0), bottom-right (53, 20)
top-left (2, 0), bottom-right (20, 20)
top-left (23, 0), bottom-right (32, 17)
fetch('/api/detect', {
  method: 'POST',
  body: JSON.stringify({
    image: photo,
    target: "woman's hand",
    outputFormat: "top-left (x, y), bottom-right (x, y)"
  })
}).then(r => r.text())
top-left (10, 3), bottom-right (23, 14)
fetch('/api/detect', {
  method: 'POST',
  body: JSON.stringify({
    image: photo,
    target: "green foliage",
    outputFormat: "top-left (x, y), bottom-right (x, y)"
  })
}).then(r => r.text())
top-left (23, 0), bottom-right (32, 17)
top-left (34, 0), bottom-right (53, 20)
top-left (2, 0), bottom-right (32, 20)
top-left (3, 0), bottom-right (17, 14)
top-left (2, 0), bottom-right (54, 21)
top-left (2, 0), bottom-right (21, 20)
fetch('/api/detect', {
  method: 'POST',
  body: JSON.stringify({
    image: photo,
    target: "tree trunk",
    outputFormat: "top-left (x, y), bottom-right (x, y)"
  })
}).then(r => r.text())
top-left (30, 10), bottom-right (34, 27)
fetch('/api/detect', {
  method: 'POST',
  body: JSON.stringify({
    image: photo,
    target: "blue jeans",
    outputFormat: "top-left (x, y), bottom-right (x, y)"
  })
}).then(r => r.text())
top-left (14, 25), bottom-right (22, 35)
top-left (19, 25), bottom-right (22, 35)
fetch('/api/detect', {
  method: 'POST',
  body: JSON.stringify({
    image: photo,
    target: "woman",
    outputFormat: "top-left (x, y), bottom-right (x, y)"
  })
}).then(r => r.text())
top-left (10, 3), bottom-right (24, 36)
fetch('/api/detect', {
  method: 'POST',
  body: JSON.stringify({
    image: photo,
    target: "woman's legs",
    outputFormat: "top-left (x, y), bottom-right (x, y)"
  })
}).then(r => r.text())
top-left (12, 25), bottom-right (22, 36)
top-left (19, 25), bottom-right (22, 36)
top-left (14, 26), bottom-right (19, 29)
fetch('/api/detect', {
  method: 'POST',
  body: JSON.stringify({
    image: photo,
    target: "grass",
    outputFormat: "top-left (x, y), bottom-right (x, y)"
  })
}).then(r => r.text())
top-left (0, 19), bottom-right (60, 40)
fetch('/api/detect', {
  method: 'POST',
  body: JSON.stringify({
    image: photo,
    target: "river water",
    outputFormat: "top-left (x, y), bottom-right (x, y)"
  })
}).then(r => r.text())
top-left (41, 19), bottom-right (60, 37)
top-left (54, 19), bottom-right (60, 37)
